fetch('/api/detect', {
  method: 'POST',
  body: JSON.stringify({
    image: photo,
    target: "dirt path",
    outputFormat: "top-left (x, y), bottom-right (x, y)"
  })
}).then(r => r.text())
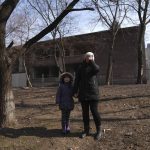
top-left (0, 85), bottom-right (150, 150)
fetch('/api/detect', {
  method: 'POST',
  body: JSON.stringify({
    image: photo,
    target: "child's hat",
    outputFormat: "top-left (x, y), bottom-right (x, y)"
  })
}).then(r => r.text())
top-left (60, 72), bottom-right (73, 82)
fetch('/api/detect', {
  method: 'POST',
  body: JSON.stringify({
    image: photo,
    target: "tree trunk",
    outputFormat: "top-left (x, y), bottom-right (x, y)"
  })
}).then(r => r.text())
top-left (23, 54), bottom-right (32, 88)
top-left (0, 63), bottom-right (16, 127)
top-left (53, 37), bottom-right (63, 74)
top-left (0, 23), bottom-right (16, 127)
top-left (60, 38), bottom-right (66, 72)
top-left (105, 32), bottom-right (116, 85)
top-left (105, 51), bottom-right (113, 85)
top-left (137, 24), bottom-right (145, 84)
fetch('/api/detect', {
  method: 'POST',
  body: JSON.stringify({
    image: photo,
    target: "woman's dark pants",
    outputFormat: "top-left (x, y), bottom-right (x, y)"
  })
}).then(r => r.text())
top-left (81, 100), bottom-right (101, 133)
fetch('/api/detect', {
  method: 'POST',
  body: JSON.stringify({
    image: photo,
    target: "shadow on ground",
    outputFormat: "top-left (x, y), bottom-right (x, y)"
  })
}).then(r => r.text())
top-left (0, 127), bottom-right (80, 138)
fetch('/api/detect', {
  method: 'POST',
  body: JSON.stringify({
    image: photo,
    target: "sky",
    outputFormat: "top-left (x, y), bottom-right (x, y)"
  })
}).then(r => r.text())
top-left (70, 10), bottom-right (150, 48)
top-left (1, 0), bottom-right (150, 47)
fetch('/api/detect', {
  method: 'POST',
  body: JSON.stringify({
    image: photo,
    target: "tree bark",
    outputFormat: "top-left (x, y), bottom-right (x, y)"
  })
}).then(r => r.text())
top-left (0, 0), bottom-right (20, 127)
top-left (106, 51), bottom-right (113, 85)
top-left (105, 32), bottom-right (116, 85)
top-left (0, 0), bottom-right (20, 22)
top-left (0, 64), bottom-right (16, 127)
top-left (23, 54), bottom-right (32, 88)
top-left (137, 24), bottom-right (145, 84)
top-left (0, 23), bottom-right (16, 127)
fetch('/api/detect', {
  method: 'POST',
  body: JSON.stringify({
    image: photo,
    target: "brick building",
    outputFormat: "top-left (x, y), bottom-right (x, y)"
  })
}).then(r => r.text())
top-left (13, 26), bottom-right (146, 86)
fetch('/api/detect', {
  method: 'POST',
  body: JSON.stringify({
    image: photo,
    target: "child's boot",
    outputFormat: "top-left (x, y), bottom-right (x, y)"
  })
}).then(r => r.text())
top-left (66, 123), bottom-right (70, 134)
top-left (62, 122), bottom-right (66, 135)
top-left (66, 127), bottom-right (70, 134)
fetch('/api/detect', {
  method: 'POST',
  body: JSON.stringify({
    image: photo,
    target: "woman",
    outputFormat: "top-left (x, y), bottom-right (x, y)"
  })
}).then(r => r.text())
top-left (73, 52), bottom-right (101, 140)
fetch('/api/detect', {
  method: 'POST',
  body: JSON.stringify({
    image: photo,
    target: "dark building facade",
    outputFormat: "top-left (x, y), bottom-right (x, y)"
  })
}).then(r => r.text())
top-left (14, 26), bottom-right (146, 86)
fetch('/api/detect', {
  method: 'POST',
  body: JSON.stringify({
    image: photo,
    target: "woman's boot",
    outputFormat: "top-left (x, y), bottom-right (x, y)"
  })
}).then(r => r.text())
top-left (80, 126), bottom-right (89, 138)
top-left (94, 126), bottom-right (101, 140)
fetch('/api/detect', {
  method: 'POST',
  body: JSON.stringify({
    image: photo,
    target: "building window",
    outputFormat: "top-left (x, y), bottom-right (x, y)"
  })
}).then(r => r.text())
top-left (74, 49), bottom-right (81, 55)
top-left (48, 49), bottom-right (55, 56)
top-left (49, 66), bottom-right (59, 77)
top-left (65, 49), bottom-right (70, 56)
top-left (55, 50), bottom-right (60, 57)
top-left (34, 66), bottom-right (49, 78)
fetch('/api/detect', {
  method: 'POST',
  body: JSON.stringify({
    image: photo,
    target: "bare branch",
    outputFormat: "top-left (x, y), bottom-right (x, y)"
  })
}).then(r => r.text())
top-left (23, 0), bottom-right (80, 49)
top-left (6, 41), bottom-right (13, 49)
top-left (0, 0), bottom-right (20, 22)
top-left (27, 0), bottom-right (49, 26)
top-left (146, 19), bottom-right (150, 25)
top-left (69, 8), bottom-right (94, 11)
top-left (138, 0), bottom-right (143, 23)
top-left (142, 0), bottom-right (149, 24)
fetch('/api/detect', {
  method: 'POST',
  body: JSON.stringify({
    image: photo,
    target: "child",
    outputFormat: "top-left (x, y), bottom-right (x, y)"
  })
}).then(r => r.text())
top-left (56, 72), bottom-right (74, 135)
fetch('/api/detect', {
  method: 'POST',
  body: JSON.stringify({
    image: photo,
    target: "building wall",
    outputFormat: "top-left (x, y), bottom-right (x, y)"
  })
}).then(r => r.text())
top-left (12, 73), bottom-right (27, 87)
top-left (62, 26), bottom-right (140, 84)
top-left (22, 26), bottom-right (146, 86)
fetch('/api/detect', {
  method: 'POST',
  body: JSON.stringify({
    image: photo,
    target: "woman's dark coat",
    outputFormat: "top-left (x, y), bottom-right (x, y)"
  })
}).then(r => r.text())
top-left (73, 60), bottom-right (100, 101)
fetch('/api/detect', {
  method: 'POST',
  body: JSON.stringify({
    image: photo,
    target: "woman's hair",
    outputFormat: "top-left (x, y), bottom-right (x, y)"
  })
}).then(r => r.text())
top-left (84, 52), bottom-right (95, 60)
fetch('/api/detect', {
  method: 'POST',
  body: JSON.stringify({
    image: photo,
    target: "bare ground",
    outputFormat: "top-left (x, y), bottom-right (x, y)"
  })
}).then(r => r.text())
top-left (0, 84), bottom-right (150, 150)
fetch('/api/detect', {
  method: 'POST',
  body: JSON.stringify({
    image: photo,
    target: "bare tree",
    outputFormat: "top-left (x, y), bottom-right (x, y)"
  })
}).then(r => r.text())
top-left (0, 0), bottom-right (94, 127)
top-left (6, 4), bottom-right (38, 88)
top-left (92, 0), bottom-right (128, 85)
top-left (129, 0), bottom-right (150, 83)
top-left (27, 0), bottom-right (77, 74)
